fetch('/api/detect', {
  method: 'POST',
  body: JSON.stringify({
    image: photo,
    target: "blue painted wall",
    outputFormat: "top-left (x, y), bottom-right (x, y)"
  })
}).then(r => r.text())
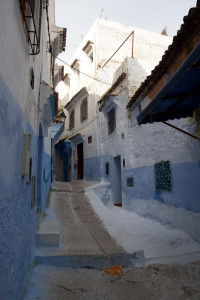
top-left (0, 75), bottom-right (51, 299)
top-left (99, 153), bottom-right (200, 212)
top-left (121, 161), bottom-right (200, 212)
top-left (84, 157), bottom-right (99, 181)
top-left (40, 150), bottom-right (51, 214)
top-left (0, 75), bottom-right (38, 299)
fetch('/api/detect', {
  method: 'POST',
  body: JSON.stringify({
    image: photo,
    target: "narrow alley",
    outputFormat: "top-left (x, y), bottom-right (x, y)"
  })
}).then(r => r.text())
top-left (24, 182), bottom-right (200, 300)
top-left (1, 1), bottom-right (200, 299)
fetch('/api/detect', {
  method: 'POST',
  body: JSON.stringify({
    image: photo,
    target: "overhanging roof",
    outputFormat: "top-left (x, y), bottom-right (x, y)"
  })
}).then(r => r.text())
top-left (137, 42), bottom-right (200, 125)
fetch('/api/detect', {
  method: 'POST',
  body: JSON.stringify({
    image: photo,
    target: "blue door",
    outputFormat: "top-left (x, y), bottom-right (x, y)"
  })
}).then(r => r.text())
top-left (63, 152), bottom-right (69, 182)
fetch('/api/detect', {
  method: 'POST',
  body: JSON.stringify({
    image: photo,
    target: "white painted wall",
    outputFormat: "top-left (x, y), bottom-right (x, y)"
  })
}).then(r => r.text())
top-left (60, 18), bottom-right (172, 181)
top-left (100, 59), bottom-right (200, 212)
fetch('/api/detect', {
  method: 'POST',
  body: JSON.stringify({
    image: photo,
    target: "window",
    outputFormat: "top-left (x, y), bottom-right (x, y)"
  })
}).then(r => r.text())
top-left (88, 136), bottom-right (92, 144)
top-left (154, 161), bottom-right (172, 191)
top-left (127, 177), bottom-right (134, 187)
top-left (105, 162), bottom-right (109, 176)
top-left (82, 40), bottom-right (94, 62)
top-left (19, 0), bottom-right (42, 55)
top-left (69, 109), bottom-right (74, 130)
top-left (108, 107), bottom-right (116, 134)
top-left (80, 98), bottom-right (88, 123)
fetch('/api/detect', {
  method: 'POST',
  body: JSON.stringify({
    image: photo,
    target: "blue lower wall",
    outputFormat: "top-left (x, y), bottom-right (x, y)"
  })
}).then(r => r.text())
top-left (84, 157), bottom-right (99, 181)
top-left (122, 161), bottom-right (200, 212)
top-left (0, 75), bottom-right (51, 299)
top-left (98, 154), bottom-right (200, 212)
top-left (40, 151), bottom-right (51, 214)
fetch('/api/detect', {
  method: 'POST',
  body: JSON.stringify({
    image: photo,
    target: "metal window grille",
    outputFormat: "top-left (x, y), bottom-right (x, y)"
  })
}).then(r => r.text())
top-left (69, 109), bottom-right (74, 130)
top-left (80, 98), bottom-right (88, 123)
top-left (42, 0), bottom-right (48, 9)
top-left (154, 161), bottom-right (172, 191)
top-left (108, 107), bottom-right (116, 134)
top-left (19, 0), bottom-right (42, 55)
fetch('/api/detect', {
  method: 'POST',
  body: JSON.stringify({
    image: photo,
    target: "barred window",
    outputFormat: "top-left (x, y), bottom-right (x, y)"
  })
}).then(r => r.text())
top-left (69, 109), bottom-right (74, 130)
top-left (154, 161), bottom-right (172, 191)
top-left (80, 98), bottom-right (88, 123)
top-left (19, 0), bottom-right (42, 55)
top-left (108, 107), bottom-right (116, 134)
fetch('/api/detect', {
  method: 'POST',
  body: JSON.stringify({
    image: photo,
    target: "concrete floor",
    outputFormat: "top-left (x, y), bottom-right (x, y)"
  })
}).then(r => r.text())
top-left (24, 181), bottom-right (200, 300)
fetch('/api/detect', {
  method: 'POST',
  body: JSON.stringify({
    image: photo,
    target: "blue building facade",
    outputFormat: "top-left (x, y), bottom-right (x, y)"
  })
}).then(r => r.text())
top-left (0, 0), bottom-right (66, 299)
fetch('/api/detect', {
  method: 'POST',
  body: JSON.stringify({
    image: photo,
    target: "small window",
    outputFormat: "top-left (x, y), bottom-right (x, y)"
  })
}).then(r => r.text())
top-left (127, 177), bottom-right (134, 187)
top-left (88, 136), bottom-right (92, 144)
top-left (30, 68), bottom-right (34, 89)
top-left (154, 161), bottom-right (172, 191)
top-left (80, 98), bottom-right (88, 123)
top-left (69, 109), bottom-right (74, 130)
top-left (105, 162), bottom-right (109, 176)
top-left (82, 40), bottom-right (93, 62)
top-left (108, 107), bottom-right (116, 134)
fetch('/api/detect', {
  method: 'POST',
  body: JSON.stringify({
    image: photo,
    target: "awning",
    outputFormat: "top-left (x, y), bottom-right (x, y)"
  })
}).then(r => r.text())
top-left (68, 132), bottom-right (85, 143)
top-left (137, 42), bottom-right (200, 125)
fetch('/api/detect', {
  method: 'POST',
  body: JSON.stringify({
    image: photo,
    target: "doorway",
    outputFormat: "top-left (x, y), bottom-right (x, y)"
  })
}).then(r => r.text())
top-left (37, 123), bottom-right (43, 212)
top-left (77, 142), bottom-right (84, 180)
top-left (63, 152), bottom-right (69, 182)
top-left (113, 155), bottom-right (122, 206)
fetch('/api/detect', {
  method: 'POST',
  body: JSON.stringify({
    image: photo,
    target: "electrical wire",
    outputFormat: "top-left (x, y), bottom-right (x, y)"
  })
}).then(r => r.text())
top-left (49, 50), bottom-right (113, 86)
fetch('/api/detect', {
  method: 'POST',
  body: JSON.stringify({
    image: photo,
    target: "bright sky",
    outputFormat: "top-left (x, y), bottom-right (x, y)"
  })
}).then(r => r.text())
top-left (55, 0), bottom-right (196, 62)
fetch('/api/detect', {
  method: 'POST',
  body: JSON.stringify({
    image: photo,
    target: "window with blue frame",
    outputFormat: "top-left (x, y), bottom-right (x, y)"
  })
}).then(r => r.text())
top-left (154, 161), bottom-right (172, 191)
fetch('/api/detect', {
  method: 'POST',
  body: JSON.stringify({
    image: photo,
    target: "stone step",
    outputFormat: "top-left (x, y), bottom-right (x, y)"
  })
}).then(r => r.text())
top-left (35, 251), bottom-right (145, 269)
top-left (36, 221), bottom-right (60, 247)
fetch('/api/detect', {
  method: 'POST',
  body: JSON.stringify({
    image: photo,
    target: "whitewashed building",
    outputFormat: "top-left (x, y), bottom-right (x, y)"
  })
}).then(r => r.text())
top-left (58, 18), bottom-right (171, 182)
top-left (98, 3), bottom-right (200, 212)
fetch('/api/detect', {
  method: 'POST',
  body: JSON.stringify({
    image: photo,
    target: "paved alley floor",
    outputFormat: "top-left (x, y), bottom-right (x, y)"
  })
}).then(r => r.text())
top-left (36, 181), bottom-right (128, 260)
top-left (24, 261), bottom-right (200, 299)
top-left (24, 181), bottom-right (200, 299)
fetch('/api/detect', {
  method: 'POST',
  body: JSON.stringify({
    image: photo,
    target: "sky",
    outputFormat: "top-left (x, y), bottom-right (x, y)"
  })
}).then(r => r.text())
top-left (55, 0), bottom-right (196, 63)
